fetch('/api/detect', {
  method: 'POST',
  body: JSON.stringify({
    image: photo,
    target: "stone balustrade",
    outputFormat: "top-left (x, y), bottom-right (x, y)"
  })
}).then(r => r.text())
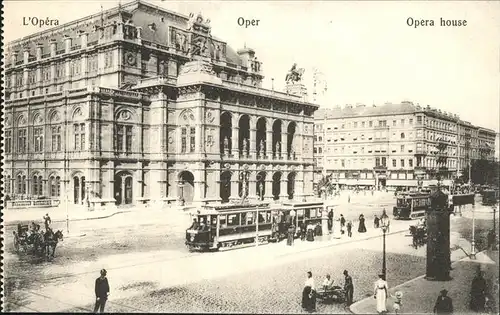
top-left (7, 199), bottom-right (60, 209)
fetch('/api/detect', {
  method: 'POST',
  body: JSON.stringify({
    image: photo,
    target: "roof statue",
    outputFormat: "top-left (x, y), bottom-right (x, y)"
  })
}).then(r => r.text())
top-left (188, 12), bottom-right (211, 35)
top-left (285, 63), bottom-right (305, 84)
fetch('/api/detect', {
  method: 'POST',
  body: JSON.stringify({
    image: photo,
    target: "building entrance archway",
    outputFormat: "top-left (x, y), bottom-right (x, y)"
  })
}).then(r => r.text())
top-left (114, 172), bottom-right (133, 205)
top-left (179, 171), bottom-right (195, 203)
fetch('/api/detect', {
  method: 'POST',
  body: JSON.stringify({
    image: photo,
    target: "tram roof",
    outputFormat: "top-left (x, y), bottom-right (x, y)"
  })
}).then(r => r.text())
top-left (196, 202), bottom-right (271, 214)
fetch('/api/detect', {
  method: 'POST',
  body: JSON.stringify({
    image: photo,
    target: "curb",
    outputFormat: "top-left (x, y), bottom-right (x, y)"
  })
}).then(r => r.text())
top-left (348, 249), bottom-right (491, 314)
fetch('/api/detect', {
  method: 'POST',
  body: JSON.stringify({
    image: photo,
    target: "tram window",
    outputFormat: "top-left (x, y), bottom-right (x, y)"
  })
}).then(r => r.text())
top-left (199, 216), bottom-right (207, 225)
top-left (310, 209), bottom-right (317, 218)
top-left (227, 214), bottom-right (239, 226)
top-left (258, 212), bottom-right (266, 223)
top-left (266, 211), bottom-right (272, 223)
top-left (246, 212), bottom-right (256, 225)
top-left (297, 210), bottom-right (304, 220)
top-left (220, 215), bottom-right (227, 228)
top-left (305, 209), bottom-right (310, 218)
top-left (240, 213), bottom-right (247, 225)
top-left (211, 216), bottom-right (217, 226)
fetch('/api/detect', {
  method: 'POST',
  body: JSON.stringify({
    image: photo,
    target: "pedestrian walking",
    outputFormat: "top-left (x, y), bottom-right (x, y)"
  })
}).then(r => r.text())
top-left (434, 289), bottom-right (453, 314)
top-left (340, 214), bottom-right (346, 232)
top-left (94, 269), bottom-right (110, 313)
top-left (343, 270), bottom-right (354, 306)
top-left (392, 291), bottom-right (403, 315)
top-left (470, 269), bottom-right (487, 312)
top-left (306, 223), bottom-right (315, 242)
top-left (43, 213), bottom-right (52, 231)
top-left (374, 215), bottom-right (380, 228)
top-left (287, 224), bottom-right (295, 246)
top-left (358, 214), bottom-right (367, 233)
top-left (374, 274), bottom-right (388, 314)
top-left (346, 221), bottom-right (353, 237)
top-left (302, 271), bottom-right (316, 312)
top-left (348, 195), bottom-right (351, 203)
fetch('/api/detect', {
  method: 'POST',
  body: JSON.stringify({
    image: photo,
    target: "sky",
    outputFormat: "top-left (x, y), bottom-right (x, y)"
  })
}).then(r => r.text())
top-left (3, 0), bottom-right (500, 131)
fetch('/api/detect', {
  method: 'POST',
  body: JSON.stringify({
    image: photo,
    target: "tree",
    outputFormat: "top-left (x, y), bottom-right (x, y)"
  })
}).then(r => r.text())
top-left (460, 159), bottom-right (500, 186)
top-left (315, 174), bottom-right (336, 198)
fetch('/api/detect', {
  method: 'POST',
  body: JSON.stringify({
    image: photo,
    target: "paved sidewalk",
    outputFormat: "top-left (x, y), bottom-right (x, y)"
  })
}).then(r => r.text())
top-left (11, 218), bottom-right (415, 313)
top-left (350, 250), bottom-right (499, 314)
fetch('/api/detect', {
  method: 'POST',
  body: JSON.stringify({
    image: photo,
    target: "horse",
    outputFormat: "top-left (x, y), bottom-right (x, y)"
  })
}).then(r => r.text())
top-left (285, 68), bottom-right (305, 83)
top-left (44, 229), bottom-right (64, 259)
top-left (30, 231), bottom-right (46, 256)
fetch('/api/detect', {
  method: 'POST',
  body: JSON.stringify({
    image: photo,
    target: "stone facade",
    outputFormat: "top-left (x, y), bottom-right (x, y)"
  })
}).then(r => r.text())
top-left (313, 102), bottom-right (496, 188)
top-left (3, 0), bottom-right (318, 209)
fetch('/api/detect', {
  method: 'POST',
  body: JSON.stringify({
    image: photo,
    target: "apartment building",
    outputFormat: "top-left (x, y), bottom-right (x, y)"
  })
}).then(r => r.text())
top-left (313, 102), bottom-right (496, 188)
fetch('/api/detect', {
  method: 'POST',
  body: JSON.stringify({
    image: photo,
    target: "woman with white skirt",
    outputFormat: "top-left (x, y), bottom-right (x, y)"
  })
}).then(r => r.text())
top-left (374, 274), bottom-right (388, 314)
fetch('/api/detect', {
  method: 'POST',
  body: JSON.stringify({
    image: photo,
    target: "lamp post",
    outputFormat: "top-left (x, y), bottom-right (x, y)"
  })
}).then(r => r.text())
top-left (471, 202), bottom-right (476, 259)
top-left (380, 215), bottom-right (389, 279)
top-left (178, 180), bottom-right (185, 206)
top-left (492, 205), bottom-right (497, 250)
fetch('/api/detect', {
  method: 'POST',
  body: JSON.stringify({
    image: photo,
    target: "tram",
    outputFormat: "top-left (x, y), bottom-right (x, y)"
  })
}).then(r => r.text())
top-left (393, 193), bottom-right (431, 220)
top-left (185, 201), bottom-right (326, 251)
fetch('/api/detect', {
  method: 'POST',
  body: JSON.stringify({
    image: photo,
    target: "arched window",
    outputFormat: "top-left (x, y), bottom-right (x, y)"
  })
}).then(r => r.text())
top-left (17, 175), bottom-right (27, 194)
top-left (6, 175), bottom-right (11, 194)
top-left (49, 175), bottom-right (61, 197)
top-left (32, 175), bottom-right (43, 195)
top-left (400, 132), bottom-right (405, 139)
top-left (114, 124), bottom-right (133, 153)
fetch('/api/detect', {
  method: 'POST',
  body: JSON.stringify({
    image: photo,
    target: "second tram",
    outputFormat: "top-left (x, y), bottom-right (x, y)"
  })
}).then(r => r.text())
top-left (393, 193), bottom-right (431, 220)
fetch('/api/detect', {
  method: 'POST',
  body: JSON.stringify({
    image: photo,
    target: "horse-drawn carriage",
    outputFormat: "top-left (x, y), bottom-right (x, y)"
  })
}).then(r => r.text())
top-left (12, 222), bottom-right (64, 259)
top-left (409, 222), bottom-right (427, 248)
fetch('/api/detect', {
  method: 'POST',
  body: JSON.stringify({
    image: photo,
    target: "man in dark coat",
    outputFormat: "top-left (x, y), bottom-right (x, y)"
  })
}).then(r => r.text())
top-left (470, 270), bottom-right (487, 312)
top-left (434, 289), bottom-right (453, 314)
top-left (340, 214), bottom-right (346, 235)
top-left (94, 269), bottom-right (110, 313)
top-left (343, 270), bottom-right (354, 306)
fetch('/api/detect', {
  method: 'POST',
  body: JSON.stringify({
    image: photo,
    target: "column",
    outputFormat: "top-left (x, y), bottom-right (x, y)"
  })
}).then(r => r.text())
top-left (229, 171), bottom-right (240, 201)
top-left (192, 168), bottom-right (203, 203)
top-left (64, 35), bottom-right (72, 54)
top-left (23, 48), bottom-right (29, 64)
top-left (116, 22), bottom-right (124, 39)
top-left (282, 131), bottom-right (288, 159)
top-left (231, 126), bottom-right (239, 158)
top-left (214, 170), bottom-right (221, 201)
top-left (11, 51), bottom-right (18, 65)
top-left (50, 39), bottom-right (57, 57)
top-left (80, 32), bottom-right (88, 48)
top-left (266, 130), bottom-right (273, 159)
top-left (121, 175), bottom-right (126, 204)
top-left (36, 43), bottom-right (43, 60)
top-left (264, 176), bottom-right (274, 201)
top-left (295, 176), bottom-right (305, 201)
top-left (249, 128), bottom-right (257, 159)
top-left (279, 171), bottom-right (288, 201)
top-left (248, 171), bottom-right (258, 201)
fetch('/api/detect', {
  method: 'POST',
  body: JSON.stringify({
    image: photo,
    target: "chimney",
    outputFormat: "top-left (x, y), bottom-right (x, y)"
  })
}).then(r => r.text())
top-left (50, 39), bottom-right (57, 57)
top-left (36, 43), bottom-right (43, 60)
top-left (64, 35), bottom-right (72, 53)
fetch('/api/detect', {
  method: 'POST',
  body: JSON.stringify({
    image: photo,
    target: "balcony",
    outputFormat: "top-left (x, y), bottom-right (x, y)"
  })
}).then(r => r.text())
top-left (373, 165), bottom-right (387, 171)
top-left (415, 148), bottom-right (427, 155)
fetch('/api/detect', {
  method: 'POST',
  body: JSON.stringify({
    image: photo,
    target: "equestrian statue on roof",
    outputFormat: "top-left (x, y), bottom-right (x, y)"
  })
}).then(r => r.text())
top-left (285, 63), bottom-right (305, 84)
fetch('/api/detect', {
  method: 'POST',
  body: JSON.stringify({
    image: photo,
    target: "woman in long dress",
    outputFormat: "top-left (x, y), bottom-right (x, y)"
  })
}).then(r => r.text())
top-left (358, 214), bottom-right (367, 233)
top-left (374, 274), bottom-right (388, 314)
top-left (302, 271), bottom-right (316, 312)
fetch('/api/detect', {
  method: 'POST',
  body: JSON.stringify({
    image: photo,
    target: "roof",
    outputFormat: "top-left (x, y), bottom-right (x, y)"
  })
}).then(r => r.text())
top-left (315, 102), bottom-right (417, 120)
top-left (6, 0), bottom-right (243, 67)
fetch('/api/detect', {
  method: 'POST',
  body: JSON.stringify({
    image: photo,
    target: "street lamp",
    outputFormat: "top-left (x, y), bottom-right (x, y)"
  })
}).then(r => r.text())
top-left (380, 215), bottom-right (389, 280)
top-left (178, 180), bottom-right (185, 206)
top-left (492, 205), bottom-right (497, 250)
